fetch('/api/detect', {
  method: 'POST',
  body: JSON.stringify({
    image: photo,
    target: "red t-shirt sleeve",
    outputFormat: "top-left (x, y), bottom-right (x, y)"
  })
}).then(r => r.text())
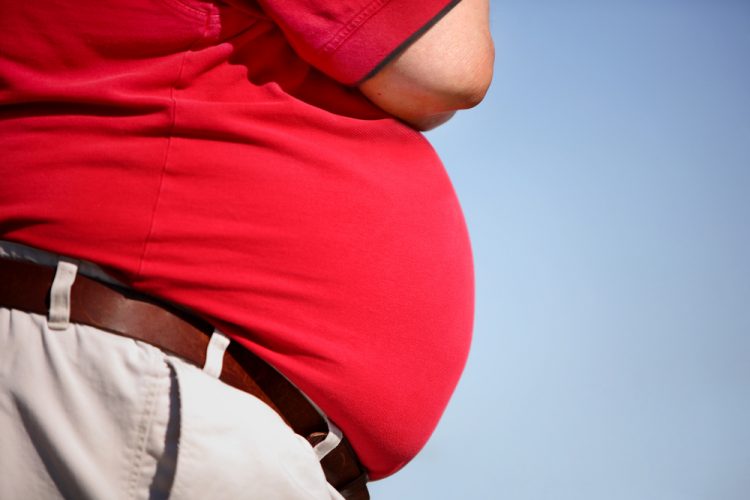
top-left (257, 0), bottom-right (460, 84)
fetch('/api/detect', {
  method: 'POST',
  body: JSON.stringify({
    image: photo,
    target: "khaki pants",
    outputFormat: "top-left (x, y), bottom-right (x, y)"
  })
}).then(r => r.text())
top-left (0, 307), bottom-right (343, 500)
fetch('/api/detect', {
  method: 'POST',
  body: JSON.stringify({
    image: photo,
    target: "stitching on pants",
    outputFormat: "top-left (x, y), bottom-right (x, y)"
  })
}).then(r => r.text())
top-left (163, 358), bottom-right (190, 499)
top-left (148, 363), bottom-right (180, 497)
top-left (125, 366), bottom-right (162, 499)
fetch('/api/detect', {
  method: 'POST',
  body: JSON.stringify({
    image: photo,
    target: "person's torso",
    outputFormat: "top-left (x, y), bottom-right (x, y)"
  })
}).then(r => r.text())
top-left (0, 0), bottom-right (473, 478)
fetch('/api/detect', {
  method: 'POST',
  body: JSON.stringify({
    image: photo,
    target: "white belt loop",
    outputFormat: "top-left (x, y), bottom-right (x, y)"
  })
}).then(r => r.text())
top-left (203, 329), bottom-right (231, 379)
top-left (313, 419), bottom-right (343, 461)
top-left (48, 260), bottom-right (78, 330)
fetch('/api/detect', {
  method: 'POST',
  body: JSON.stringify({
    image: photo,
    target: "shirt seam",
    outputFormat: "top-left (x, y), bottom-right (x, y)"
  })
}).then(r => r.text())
top-left (136, 23), bottom-right (210, 280)
top-left (321, 0), bottom-right (392, 54)
top-left (160, 0), bottom-right (212, 19)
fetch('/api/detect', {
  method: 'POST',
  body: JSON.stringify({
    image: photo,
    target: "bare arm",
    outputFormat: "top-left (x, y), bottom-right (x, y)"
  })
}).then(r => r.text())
top-left (358, 0), bottom-right (494, 131)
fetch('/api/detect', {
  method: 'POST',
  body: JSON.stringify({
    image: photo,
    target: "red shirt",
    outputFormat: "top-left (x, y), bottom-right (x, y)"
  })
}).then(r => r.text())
top-left (0, 0), bottom-right (473, 479)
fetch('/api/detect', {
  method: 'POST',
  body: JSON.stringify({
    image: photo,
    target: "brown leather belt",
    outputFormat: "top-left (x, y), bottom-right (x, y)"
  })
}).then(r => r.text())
top-left (0, 258), bottom-right (369, 500)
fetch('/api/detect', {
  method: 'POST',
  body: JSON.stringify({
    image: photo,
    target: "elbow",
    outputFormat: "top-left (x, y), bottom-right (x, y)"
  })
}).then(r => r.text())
top-left (445, 38), bottom-right (495, 110)
top-left (450, 69), bottom-right (492, 110)
top-left (358, 29), bottom-right (495, 128)
top-left (403, 49), bottom-right (493, 131)
top-left (465, 53), bottom-right (495, 108)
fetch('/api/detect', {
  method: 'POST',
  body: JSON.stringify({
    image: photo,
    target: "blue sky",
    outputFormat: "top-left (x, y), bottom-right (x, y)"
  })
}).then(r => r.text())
top-left (371, 1), bottom-right (750, 498)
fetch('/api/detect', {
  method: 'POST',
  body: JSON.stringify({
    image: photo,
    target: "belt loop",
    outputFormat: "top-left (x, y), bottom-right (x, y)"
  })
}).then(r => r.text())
top-left (203, 329), bottom-right (231, 378)
top-left (313, 418), bottom-right (343, 461)
top-left (48, 260), bottom-right (78, 330)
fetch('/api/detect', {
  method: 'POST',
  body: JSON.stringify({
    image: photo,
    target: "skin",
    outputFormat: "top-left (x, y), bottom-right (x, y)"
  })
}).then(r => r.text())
top-left (359, 0), bottom-right (494, 131)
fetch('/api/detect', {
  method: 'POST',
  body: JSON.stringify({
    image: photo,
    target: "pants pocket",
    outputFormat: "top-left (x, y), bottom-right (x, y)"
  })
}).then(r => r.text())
top-left (165, 356), bottom-right (339, 500)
